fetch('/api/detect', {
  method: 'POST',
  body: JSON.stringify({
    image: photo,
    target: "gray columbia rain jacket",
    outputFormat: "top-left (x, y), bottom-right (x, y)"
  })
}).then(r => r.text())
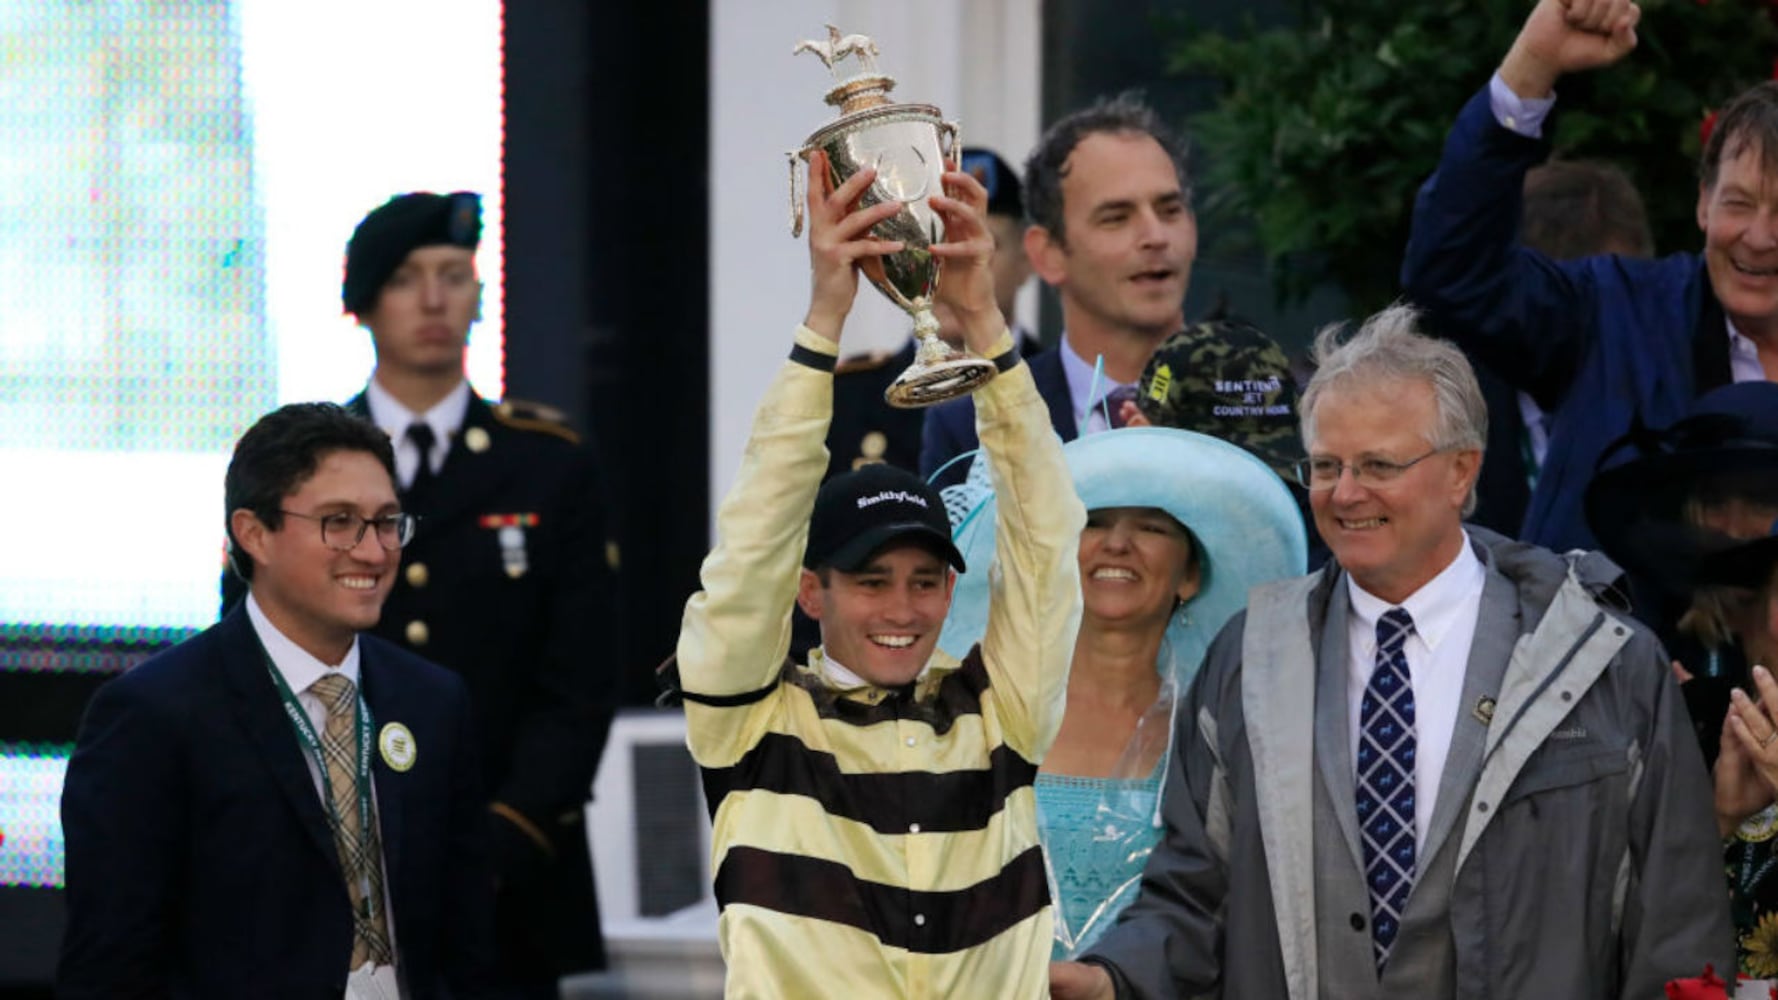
top-left (1085, 528), bottom-right (1734, 999)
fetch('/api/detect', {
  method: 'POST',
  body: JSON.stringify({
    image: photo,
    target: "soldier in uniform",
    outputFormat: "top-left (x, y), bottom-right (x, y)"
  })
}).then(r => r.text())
top-left (230, 191), bottom-right (618, 995)
top-left (822, 147), bottom-right (1038, 482)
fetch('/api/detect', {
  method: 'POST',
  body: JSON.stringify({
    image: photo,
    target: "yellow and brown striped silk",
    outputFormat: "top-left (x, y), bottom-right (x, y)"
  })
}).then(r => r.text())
top-left (308, 673), bottom-right (393, 968)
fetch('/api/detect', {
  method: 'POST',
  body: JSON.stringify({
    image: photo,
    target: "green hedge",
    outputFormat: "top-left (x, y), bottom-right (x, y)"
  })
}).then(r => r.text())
top-left (1170, 0), bottom-right (1778, 313)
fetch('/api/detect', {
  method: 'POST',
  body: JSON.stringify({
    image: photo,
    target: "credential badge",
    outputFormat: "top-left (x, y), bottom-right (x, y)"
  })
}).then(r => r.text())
top-left (379, 722), bottom-right (417, 772)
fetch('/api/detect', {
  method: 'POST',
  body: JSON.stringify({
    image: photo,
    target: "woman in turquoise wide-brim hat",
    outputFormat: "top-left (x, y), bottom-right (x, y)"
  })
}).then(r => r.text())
top-left (938, 426), bottom-right (1306, 959)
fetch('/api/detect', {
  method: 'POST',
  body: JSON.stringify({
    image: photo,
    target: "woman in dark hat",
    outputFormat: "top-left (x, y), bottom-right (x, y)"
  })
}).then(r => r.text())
top-left (1587, 381), bottom-right (1778, 977)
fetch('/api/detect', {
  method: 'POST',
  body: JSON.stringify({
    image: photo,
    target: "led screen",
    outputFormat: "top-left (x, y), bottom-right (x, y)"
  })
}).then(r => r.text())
top-left (0, 747), bottom-right (67, 889)
top-left (0, 0), bottom-right (505, 888)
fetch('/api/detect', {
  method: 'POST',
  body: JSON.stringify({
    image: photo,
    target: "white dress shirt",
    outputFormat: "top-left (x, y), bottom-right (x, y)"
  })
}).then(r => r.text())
top-left (1489, 73), bottom-right (1557, 139)
top-left (1345, 535), bottom-right (1486, 848)
top-left (245, 594), bottom-right (402, 986)
top-left (364, 378), bottom-right (470, 490)
top-left (1727, 319), bottom-right (1770, 384)
top-left (1517, 392), bottom-right (1552, 470)
top-left (813, 648), bottom-right (870, 689)
top-left (247, 593), bottom-right (364, 791)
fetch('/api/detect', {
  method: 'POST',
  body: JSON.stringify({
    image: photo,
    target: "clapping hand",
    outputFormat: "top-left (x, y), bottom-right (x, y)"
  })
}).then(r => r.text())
top-left (1716, 689), bottom-right (1775, 838)
top-left (1725, 666), bottom-right (1778, 824)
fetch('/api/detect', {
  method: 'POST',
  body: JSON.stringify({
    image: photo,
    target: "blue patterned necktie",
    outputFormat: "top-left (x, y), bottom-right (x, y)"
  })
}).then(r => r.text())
top-left (1356, 606), bottom-right (1417, 970)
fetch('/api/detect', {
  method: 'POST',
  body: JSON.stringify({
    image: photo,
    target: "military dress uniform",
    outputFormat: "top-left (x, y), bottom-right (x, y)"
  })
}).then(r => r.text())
top-left (252, 188), bottom-right (619, 992)
top-left (823, 340), bottom-right (923, 482)
top-left (825, 330), bottom-right (1043, 483)
top-left (353, 390), bottom-right (617, 985)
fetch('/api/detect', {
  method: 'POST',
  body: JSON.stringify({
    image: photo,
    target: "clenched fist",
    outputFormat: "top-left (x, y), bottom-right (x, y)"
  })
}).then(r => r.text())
top-left (1500, 0), bottom-right (1641, 100)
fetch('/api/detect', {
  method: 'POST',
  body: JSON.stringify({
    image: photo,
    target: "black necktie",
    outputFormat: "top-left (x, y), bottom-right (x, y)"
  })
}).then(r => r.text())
top-left (405, 422), bottom-right (437, 504)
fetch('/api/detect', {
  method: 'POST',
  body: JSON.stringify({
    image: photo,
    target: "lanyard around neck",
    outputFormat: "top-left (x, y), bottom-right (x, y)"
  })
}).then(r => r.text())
top-left (262, 652), bottom-right (379, 918)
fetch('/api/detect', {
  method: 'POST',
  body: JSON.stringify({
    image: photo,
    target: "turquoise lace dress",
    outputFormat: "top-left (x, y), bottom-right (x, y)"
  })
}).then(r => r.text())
top-left (1034, 757), bottom-right (1168, 959)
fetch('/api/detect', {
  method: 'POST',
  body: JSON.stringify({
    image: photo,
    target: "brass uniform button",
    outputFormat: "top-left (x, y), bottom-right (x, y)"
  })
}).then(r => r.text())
top-left (852, 430), bottom-right (890, 471)
top-left (405, 562), bottom-right (429, 588)
top-left (464, 426), bottom-right (491, 453)
top-left (405, 620), bottom-right (430, 646)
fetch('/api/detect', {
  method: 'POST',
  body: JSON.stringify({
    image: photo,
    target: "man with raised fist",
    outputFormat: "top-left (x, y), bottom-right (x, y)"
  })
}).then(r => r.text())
top-left (1404, 0), bottom-right (1778, 557)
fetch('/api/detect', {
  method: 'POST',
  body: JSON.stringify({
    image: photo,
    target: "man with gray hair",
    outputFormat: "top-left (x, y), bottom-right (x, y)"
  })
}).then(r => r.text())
top-left (1051, 304), bottom-right (1731, 999)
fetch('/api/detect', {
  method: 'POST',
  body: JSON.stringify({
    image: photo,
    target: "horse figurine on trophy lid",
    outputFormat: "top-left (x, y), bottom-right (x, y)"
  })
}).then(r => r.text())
top-left (787, 25), bottom-right (997, 408)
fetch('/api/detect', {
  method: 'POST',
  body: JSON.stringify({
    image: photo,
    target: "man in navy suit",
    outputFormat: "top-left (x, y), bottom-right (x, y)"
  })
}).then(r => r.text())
top-left (217, 192), bottom-right (618, 993)
top-left (921, 93), bottom-right (1199, 487)
top-left (60, 403), bottom-right (495, 998)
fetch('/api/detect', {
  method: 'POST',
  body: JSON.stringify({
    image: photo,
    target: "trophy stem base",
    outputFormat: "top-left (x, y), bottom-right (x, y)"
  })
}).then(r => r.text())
top-left (884, 335), bottom-right (997, 409)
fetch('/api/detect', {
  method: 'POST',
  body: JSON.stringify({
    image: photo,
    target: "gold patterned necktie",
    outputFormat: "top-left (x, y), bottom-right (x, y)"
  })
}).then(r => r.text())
top-left (308, 672), bottom-right (394, 968)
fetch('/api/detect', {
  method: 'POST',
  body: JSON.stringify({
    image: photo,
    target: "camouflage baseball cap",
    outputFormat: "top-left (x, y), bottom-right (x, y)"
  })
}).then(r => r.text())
top-left (1137, 318), bottom-right (1302, 478)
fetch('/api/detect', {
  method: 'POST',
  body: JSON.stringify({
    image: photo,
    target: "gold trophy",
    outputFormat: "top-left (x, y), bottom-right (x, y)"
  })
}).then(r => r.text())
top-left (788, 25), bottom-right (998, 408)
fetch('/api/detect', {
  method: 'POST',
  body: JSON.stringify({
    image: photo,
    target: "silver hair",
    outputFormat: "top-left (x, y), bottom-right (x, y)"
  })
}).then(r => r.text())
top-left (1298, 302), bottom-right (1488, 517)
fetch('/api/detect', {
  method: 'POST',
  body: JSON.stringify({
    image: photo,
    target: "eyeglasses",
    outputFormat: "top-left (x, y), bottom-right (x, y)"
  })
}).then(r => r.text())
top-left (1292, 448), bottom-right (1451, 491)
top-left (279, 510), bottom-right (417, 551)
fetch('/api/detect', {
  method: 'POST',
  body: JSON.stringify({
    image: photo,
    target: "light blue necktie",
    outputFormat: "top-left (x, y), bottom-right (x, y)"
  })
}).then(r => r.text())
top-left (1356, 606), bottom-right (1416, 970)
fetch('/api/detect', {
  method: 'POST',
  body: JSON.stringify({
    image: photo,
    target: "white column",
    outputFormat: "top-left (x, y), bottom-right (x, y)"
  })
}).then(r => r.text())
top-left (708, 0), bottom-right (1041, 520)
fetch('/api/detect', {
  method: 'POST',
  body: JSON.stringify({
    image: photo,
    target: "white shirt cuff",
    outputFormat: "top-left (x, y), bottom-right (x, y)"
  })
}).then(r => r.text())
top-left (1489, 72), bottom-right (1555, 139)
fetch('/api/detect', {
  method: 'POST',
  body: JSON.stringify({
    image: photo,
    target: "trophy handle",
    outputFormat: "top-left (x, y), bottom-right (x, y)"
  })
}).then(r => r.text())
top-left (788, 147), bottom-right (811, 237)
top-left (941, 120), bottom-right (962, 166)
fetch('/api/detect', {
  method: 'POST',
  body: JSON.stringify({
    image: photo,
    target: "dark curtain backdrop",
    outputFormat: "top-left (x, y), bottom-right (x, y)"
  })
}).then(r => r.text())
top-left (505, 0), bottom-right (710, 709)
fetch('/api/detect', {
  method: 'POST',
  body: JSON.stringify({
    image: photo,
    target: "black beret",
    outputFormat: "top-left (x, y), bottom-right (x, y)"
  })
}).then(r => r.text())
top-left (342, 191), bottom-right (482, 315)
top-left (959, 147), bottom-right (1022, 220)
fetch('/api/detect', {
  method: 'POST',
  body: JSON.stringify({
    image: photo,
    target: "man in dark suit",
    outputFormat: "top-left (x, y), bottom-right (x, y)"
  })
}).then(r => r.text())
top-left (61, 402), bottom-right (495, 998)
top-left (1401, 0), bottom-right (1778, 554)
top-left (921, 95), bottom-right (1198, 488)
top-left (1466, 160), bottom-right (1654, 539)
top-left (223, 191), bottom-right (618, 990)
top-left (338, 192), bottom-right (618, 992)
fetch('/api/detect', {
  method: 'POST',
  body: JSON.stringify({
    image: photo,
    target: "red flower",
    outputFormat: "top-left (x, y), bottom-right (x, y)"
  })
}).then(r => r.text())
top-left (1663, 964), bottom-right (1728, 1000)
top-left (1702, 109), bottom-right (1721, 148)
